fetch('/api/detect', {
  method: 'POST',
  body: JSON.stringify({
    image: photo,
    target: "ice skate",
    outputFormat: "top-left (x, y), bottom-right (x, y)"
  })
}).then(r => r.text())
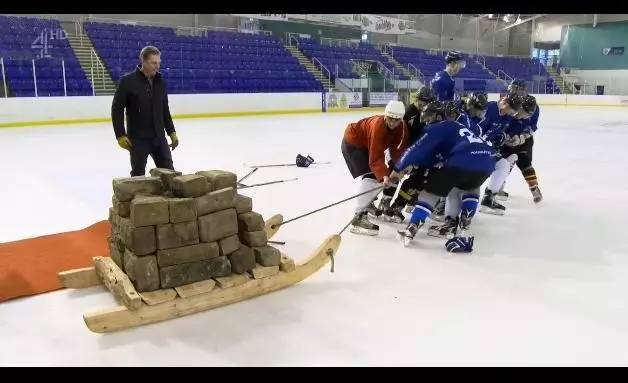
top-left (381, 205), bottom-right (405, 224)
top-left (349, 212), bottom-right (379, 236)
top-left (427, 216), bottom-right (459, 239)
top-left (397, 222), bottom-right (421, 247)
top-left (531, 186), bottom-right (543, 203)
top-left (480, 189), bottom-right (506, 215)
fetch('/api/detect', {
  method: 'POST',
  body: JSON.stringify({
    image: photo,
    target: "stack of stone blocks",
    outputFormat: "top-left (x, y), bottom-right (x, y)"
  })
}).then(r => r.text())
top-left (107, 168), bottom-right (283, 293)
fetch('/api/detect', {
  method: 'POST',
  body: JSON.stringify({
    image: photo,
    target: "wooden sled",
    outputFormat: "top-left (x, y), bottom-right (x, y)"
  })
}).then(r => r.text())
top-left (58, 214), bottom-right (342, 333)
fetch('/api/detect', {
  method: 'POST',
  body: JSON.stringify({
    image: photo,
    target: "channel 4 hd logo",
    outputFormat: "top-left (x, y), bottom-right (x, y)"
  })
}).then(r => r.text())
top-left (31, 28), bottom-right (67, 59)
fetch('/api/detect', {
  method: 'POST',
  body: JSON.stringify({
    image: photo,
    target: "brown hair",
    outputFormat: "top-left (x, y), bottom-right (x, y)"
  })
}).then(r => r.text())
top-left (140, 45), bottom-right (161, 61)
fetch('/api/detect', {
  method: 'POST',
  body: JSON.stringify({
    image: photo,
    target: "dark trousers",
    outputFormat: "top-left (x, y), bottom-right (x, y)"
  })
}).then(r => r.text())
top-left (500, 136), bottom-right (534, 170)
top-left (129, 135), bottom-right (174, 177)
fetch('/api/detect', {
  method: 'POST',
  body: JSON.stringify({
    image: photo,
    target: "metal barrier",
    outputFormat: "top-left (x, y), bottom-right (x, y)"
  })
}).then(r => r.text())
top-left (312, 57), bottom-right (332, 89)
top-left (1, 57), bottom-right (6, 98)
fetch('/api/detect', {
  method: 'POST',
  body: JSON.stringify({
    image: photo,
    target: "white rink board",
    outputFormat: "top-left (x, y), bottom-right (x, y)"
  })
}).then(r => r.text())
top-left (0, 92), bottom-right (323, 126)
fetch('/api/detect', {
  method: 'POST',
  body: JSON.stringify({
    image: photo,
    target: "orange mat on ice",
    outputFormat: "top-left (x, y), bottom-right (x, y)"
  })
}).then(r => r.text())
top-left (0, 221), bottom-right (110, 303)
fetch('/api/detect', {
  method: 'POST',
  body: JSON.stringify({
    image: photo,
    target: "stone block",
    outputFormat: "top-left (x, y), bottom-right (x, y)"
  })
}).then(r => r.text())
top-left (112, 195), bottom-right (131, 218)
top-left (156, 242), bottom-right (219, 267)
top-left (218, 234), bottom-right (240, 256)
top-left (196, 170), bottom-right (237, 191)
top-left (171, 174), bottom-right (209, 198)
top-left (156, 221), bottom-right (199, 250)
top-left (130, 195), bottom-right (169, 227)
top-left (169, 197), bottom-right (197, 223)
top-left (198, 208), bottom-right (238, 243)
top-left (238, 211), bottom-right (264, 232)
top-left (227, 244), bottom-right (256, 274)
top-left (123, 249), bottom-right (160, 292)
top-left (119, 218), bottom-right (156, 256)
top-left (252, 245), bottom-right (281, 267)
top-left (112, 177), bottom-right (163, 202)
top-left (234, 194), bottom-right (252, 214)
top-left (195, 187), bottom-right (236, 216)
top-left (159, 256), bottom-right (231, 288)
top-left (239, 230), bottom-right (268, 247)
top-left (149, 168), bottom-right (183, 190)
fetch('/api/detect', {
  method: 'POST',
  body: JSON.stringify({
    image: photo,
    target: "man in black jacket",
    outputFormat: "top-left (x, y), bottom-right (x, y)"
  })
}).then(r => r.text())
top-left (112, 45), bottom-right (179, 176)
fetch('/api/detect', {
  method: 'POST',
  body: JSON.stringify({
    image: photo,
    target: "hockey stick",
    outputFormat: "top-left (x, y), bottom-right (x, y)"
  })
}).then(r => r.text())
top-left (236, 178), bottom-right (298, 189)
top-left (248, 161), bottom-right (331, 168)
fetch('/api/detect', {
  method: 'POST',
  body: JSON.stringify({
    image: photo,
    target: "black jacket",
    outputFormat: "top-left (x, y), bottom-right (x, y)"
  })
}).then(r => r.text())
top-left (112, 66), bottom-right (176, 139)
top-left (404, 104), bottom-right (426, 144)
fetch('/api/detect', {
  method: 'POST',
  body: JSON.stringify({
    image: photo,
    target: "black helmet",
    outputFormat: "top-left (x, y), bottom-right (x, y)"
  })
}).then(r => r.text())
top-left (466, 92), bottom-right (488, 111)
top-left (521, 94), bottom-right (537, 115)
top-left (508, 79), bottom-right (527, 94)
top-left (445, 50), bottom-right (464, 64)
top-left (465, 92), bottom-right (488, 118)
top-left (503, 92), bottom-right (523, 112)
top-left (416, 86), bottom-right (435, 103)
top-left (442, 101), bottom-right (461, 120)
top-left (420, 101), bottom-right (445, 124)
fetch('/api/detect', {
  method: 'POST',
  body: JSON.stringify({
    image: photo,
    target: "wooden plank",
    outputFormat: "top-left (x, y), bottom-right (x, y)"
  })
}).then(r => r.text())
top-left (249, 264), bottom-right (279, 279)
top-left (264, 214), bottom-right (283, 240)
top-left (174, 279), bottom-right (216, 298)
top-left (93, 256), bottom-right (143, 310)
top-left (58, 267), bottom-right (101, 289)
top-left (279, 255), bottom-right (296, 272)
top-left (213, 273), bottom-right (250, 289)
top-left (139, 289), bottom-right (178, 305)
top-left (83, 234), bottom-right (342, 333)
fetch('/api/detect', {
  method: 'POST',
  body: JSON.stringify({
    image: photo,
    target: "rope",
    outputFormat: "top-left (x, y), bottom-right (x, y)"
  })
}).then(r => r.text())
top-left (271, 185), bottom-right (384, 230)
top-left (249, 161), bottom-right (331, 168)
top-left (237, 167), bottom-right (258, 185)
top-left (237, 178), bottom-right (298, 190)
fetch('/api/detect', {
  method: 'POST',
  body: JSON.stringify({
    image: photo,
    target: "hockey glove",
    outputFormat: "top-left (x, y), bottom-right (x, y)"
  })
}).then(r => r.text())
top-left (117, 135), bottom-right (132, 151)
top-left (296, 154), bottom-right (315, 167)
top-left (445, 236), bottom-right (474, 253)
top-left (169, 132), bottom-right (179, 150)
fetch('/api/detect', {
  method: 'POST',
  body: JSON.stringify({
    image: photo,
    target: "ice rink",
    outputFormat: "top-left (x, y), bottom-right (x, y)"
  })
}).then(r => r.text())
top-left (1, 106), bottom-right (628, 366)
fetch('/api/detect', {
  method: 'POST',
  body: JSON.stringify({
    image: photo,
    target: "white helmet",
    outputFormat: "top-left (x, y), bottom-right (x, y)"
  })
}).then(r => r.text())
top-left (384, 100), bottom-right (405, 119)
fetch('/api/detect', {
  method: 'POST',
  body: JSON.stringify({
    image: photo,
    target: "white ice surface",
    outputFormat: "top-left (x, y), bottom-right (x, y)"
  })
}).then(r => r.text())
top-left (1, 107), bottom-right (628, 366)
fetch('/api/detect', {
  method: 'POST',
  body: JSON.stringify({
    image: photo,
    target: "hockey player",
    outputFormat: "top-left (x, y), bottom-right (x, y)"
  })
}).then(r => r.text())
top-left (429, 100), bottom-right (469, 222)
top-left (404, 86), bottom-right (436, 143)
top-left (379, 101), bottom-right (445, 223)
top-left (431, 51), bottom-right (466, 102)
top-left (462, 92), bottom-right (488, 136)
top-left (478, 93), bottom-right (525, 215)
top-left (392, 118), bottom-right (497, 251)
top-left (491, 79), bottom-right (528, 201)
top-left (376, 87), bottom-right (436, 216)
top-left (507, 78), bottom-right (528, 96)
top-left (500, 94), bottom-right (543, 203)
top-left (341, 100), bottom-right (409, 235)
top-left (377, 88), bottom-right (436, 218)
top-left (428, 93), bottom-right (489, 238)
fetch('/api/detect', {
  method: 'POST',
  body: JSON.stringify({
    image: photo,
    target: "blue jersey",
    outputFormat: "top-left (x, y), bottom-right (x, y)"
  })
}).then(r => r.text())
top-left (395, 120), bottom-right (496, 175)
top-left (505, 105), bottom-right (540, 136)
top-left (479, 101), bottom-right (513, 147)
top-left (468, 114), bottom-right (484, 137)
top-left (431, 70), bottom-right (455, 101)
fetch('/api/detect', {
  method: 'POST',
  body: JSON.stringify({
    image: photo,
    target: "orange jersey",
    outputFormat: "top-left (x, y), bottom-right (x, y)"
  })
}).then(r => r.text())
top-left (343, 115), bottom-right (409, 181)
